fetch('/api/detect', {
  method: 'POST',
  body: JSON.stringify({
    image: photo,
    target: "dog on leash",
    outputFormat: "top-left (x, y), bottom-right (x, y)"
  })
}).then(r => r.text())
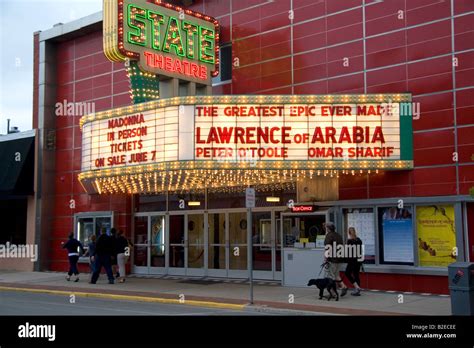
top-left (307, 278), bottom-right (339, 301)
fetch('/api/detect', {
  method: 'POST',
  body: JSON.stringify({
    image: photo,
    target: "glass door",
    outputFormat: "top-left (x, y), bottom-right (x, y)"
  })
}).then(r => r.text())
top-left (133, 215), bottom-right (166, 274)
top-left (228, 211), bottom-right (248, 278)
top-left (208, 212), bottom-right (227, 277)
top-left (187, 214), bottom-right (206, 276)
top-left (133, 216), bottom-right (149, 273)
top-left (251, 211), bottom-right (273, 279)
top-left (275, 211), bottom-right (290, 280)
top-left (168, 214), bottom-right (185, 275)
top-left (150, 215), bottom-right (166, 274)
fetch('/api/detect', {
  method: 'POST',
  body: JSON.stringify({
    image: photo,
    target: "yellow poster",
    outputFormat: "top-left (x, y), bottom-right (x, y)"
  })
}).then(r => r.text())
top-left (416, 205), bottom-right (457, 267)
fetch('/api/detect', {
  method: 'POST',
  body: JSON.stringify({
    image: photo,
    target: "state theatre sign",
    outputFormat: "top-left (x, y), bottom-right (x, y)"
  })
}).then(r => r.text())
top-left (103, 0), bottom-right (219, 85)
top-left (79, 94), bottom-right (414, 194)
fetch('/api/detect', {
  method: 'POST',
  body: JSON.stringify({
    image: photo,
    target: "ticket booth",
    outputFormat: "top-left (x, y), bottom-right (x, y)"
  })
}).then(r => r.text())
top-left (281, 206), bottom-right (337, 287)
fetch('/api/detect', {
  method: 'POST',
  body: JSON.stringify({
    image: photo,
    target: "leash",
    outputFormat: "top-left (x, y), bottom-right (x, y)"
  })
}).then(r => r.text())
top-left (317, 261), bottom-right (330, 278)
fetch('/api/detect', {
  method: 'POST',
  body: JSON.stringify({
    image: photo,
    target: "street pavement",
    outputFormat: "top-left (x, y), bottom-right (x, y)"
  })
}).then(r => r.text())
top-left (0, 271), bottom-right (452, 315)
top-left (0, 290), bottom-right (276, 316)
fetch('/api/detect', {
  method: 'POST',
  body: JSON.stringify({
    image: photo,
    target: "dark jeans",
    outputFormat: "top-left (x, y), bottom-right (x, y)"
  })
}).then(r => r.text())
top-left (68, 255), bottom-right (79, 276)
top-left (89, 257), bottom-right (96, 273)
top-left (91, 254), bottom-right (114, 283)
top-left (345, 261), bottom-right (361, 286)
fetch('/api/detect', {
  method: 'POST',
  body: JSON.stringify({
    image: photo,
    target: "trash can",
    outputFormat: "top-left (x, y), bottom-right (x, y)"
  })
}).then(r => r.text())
top-left (448, 262), bottom-right (474, 315)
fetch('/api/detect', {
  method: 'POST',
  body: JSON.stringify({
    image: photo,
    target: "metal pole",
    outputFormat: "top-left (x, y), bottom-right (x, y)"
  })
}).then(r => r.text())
top-left (7, 119), bottom-right (10, 134)
top-left (247, 207), bottom-right (253, 304)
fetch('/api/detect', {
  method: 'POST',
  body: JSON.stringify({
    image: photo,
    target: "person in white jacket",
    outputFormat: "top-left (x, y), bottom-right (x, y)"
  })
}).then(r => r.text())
top-left (115, 230), bottom-right (131, 283)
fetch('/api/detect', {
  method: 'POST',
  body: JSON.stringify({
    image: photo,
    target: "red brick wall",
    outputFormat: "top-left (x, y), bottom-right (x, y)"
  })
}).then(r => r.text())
top-left (189, 0), bottom-right (474, 200)
top-left (360, 273), bottom-right (449, 295)
top-left (51, 32), bottom-right (133, 272)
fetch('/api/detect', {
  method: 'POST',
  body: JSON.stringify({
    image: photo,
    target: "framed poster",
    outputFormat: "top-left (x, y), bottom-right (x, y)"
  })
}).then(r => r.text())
top-left (378, 206), bottom-right (414, 264)
top-left (344, 208), bottom-right (375, 264)
top-left (416, 205), bottom-right (457, 267)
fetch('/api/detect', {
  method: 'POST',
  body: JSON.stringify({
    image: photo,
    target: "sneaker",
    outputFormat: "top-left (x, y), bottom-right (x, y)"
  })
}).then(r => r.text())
top-left (66, 275), bottom-right (71, 281)
top-left (74, 277), bottom-right (79, 283)
top-left (119, 278), bottom-right (125, 283)
top-left (351, 288), bottom-right (361, 296)
top-left (341, 288), bottom-right (348, 297)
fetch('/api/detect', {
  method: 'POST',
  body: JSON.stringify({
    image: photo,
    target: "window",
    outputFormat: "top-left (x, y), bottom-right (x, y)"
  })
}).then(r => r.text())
top-left (77, 218), bottom-right (94, 247)
top-left (212, 44), bottom-right (232, 84)
top-left (343, 208), bottom-right (375, 264)
top-left (75, 213), bottom-right (113, 248)
top-left (378, 206), bottom-right (414, 265)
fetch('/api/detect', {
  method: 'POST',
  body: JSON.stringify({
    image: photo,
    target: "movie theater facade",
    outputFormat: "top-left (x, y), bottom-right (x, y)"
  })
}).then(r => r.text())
top-left (32, 0), bottom-right (474, 294)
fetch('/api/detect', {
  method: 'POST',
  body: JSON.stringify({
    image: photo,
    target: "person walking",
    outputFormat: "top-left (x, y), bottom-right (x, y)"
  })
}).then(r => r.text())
top-left (110, 228), bottom-right (119, 278)
top-left (90, 228), bottom-right (115, 284)
top-left (83, 234), bottom-right (97, 275)
top-left (323, 222), bottom-right (348, 297)
top-left (62, 233), bottom-right (84, 282)
top-left (115, 230), bottom-right (129, 283)
top-left (345, 227), bottom-right (363, 296)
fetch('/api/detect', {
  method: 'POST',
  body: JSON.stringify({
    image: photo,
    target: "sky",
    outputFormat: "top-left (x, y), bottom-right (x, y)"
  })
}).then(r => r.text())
top-left (0, 0), bottom-right (102, 134)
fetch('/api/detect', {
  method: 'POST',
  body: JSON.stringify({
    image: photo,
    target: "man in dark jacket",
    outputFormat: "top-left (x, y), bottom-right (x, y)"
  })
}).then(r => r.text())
top-left (323, 222), bottom-right (348, 297)
top-left (62, 233), bottom-right (84, 282)
top-left (110, 228), bottom-right (119, 278)
top-left (90, 228), bottom-right (115, 284)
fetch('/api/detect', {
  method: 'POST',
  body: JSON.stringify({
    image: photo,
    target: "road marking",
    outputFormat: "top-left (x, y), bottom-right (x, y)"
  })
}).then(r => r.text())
top-left (0, 286), bottom-right (245, 311)
top-left (0, 295), bottom-right (244, 316)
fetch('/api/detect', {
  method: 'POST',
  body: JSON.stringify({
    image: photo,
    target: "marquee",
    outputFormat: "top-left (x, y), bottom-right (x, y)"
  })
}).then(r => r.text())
top-left (79, 94), bottom-right (413, 194)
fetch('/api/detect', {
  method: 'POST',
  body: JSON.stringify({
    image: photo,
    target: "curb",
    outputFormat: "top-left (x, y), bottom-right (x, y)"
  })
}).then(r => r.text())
top-left (244, 304), bottom-right (342, 316)
top-left (0, 286), bottom-right (245, 311)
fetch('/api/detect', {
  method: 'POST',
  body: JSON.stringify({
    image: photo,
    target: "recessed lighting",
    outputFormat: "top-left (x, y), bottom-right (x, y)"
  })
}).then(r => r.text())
top-left (266, 197), bottom-right (280, 203)
top-left (188, 201), bottom-right (201, 206)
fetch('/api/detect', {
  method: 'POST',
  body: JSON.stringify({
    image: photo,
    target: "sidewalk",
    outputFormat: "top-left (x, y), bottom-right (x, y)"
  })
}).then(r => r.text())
top-left (0, 271), bottom-right (451, 315)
